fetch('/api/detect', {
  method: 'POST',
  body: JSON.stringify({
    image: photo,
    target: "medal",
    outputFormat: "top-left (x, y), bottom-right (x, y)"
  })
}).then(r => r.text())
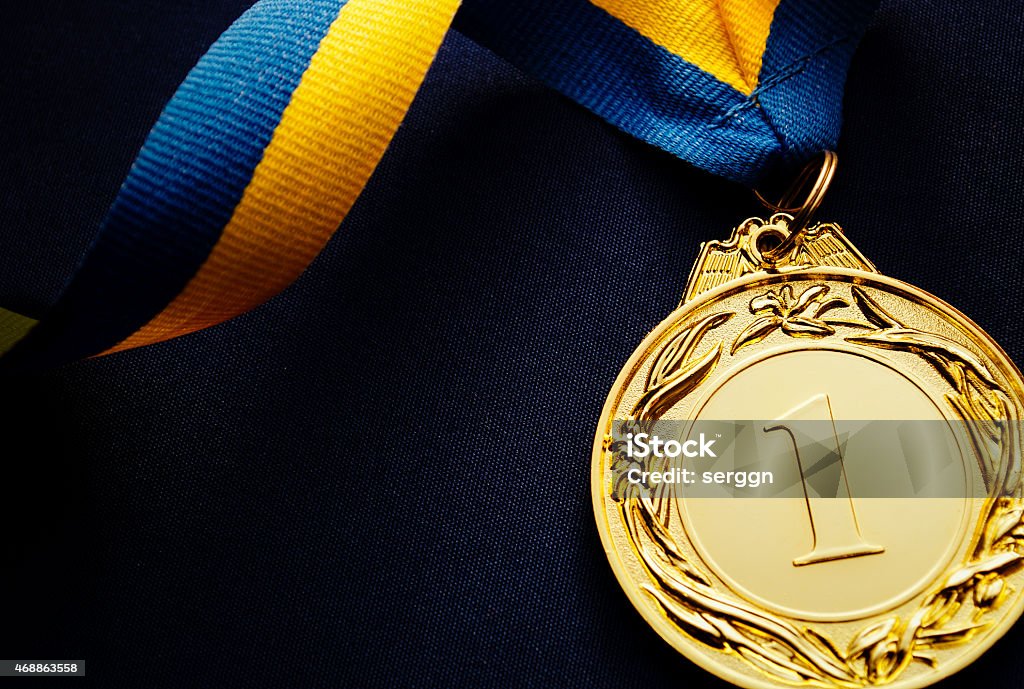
top-left (592, 153), bottom-right (1024, 688)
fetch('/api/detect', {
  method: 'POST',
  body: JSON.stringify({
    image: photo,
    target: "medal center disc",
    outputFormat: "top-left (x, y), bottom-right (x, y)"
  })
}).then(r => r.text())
top-left (682, 348), bottom-right (971, 621)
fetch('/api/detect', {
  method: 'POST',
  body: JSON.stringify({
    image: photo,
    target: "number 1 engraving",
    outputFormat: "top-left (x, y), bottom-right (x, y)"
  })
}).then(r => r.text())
top-left (765, 394), bottom-right (885, 567)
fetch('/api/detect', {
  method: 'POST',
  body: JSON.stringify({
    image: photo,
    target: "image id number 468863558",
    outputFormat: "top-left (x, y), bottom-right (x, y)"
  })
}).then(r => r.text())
top-left (16, 663), bottom-right (77, 673)
top-left (4, 661), bottom-right (84, 677)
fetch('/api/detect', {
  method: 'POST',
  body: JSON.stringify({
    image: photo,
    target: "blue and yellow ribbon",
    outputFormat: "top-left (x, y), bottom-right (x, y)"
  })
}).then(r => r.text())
top-left (457, 0), bottom-right (879, 184)
top-left (0, 0), bottom-right (460, 368)
top-left (0, 0), bottom-right (878, 367)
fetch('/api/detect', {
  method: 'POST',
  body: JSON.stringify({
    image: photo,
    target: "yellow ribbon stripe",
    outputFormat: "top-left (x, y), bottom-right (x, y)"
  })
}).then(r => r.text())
top-left (105, 0), bottom-right (460, 354)
top-left (0, 307), bottom-right (38, 357)
top-left (590, 0), bottom-right (780, 94)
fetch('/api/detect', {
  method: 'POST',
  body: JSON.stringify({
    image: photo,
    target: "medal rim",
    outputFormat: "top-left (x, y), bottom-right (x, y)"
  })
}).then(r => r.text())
top-left (592, 265), bottom-right (1024, 689)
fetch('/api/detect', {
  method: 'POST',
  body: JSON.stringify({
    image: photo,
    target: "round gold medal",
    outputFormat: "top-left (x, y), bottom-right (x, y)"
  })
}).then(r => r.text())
top-left (592, 213), bottom-right (1024, 688)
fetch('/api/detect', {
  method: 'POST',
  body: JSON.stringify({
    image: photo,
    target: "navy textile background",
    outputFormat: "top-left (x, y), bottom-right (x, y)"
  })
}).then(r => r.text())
top-left (2, 1), bottom-right (1024, 687)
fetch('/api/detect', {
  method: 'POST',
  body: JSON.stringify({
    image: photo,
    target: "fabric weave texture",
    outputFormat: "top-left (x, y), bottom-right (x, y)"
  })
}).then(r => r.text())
top-left (1, 1), bottom-right (1024, 687)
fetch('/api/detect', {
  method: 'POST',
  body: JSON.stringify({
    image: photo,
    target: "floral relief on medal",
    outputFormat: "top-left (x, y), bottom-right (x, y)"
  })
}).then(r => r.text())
top-left (606, 282), bottom-right (1024, 687)
top-left (731, 284), bottom-right (858, 354)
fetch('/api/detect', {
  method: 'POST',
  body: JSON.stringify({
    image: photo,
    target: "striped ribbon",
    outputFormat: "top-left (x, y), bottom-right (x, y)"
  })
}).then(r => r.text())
top-left (0, 0), bottom-right (878, 367)
top-left (458, 0), bottom-right (879, 184)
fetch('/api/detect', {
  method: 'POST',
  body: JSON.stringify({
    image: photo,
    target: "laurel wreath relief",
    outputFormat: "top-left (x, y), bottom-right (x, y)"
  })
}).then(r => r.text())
top-left (606, 284), bottom-right (1024, 687)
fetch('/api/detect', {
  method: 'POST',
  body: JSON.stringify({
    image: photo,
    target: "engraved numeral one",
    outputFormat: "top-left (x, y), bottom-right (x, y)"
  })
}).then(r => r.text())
top-left (764, 394), bottom-right (885, 567)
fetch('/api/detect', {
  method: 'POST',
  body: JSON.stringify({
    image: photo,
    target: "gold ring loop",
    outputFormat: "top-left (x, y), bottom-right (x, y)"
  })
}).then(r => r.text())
top-left (754, 151), bottom-right (837, 262)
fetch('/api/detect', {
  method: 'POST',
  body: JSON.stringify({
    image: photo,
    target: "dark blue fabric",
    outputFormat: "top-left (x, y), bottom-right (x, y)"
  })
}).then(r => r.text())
top-left (2, 2), bottom-right (1024, 688)
top-left (1, 0), bottom-right (343, 369)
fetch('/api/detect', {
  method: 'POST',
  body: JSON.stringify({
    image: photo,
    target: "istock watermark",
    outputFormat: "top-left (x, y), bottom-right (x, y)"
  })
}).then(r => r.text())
top-left (624, 432), bottom-right (718, 459)
top-left (605, 419), bottom-right (1002, 499)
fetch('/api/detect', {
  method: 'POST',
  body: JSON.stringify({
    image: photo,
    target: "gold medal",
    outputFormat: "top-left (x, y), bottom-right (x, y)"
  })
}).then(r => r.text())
top-left (592, 153), bottom-right (1024, 688)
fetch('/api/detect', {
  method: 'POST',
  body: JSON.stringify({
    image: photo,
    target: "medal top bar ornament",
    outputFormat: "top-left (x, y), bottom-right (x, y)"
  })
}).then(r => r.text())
top-left (592, 153), bottom-right (1024, 688)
